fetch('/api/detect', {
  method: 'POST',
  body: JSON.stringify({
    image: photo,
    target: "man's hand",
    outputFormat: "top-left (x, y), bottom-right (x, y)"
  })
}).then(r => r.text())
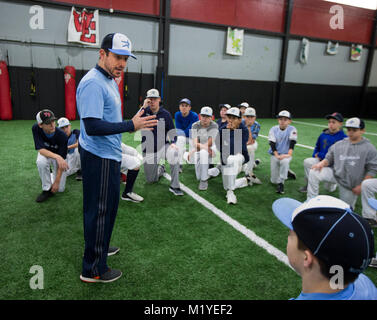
top-left (352, 185), bottom-right (362, 195)
top-left (312, 160), bottom-right (327, 171)
top-left (56, 156), bottom-right (69, 171)
top-left (51, 180), bottom-right (59, 193)
top-left (132, 109), bottom-right (158, 131)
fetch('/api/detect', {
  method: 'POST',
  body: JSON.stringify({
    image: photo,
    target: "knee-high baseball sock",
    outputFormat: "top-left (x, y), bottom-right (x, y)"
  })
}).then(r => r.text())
top-left (124, 169), bottom-right (139, 194)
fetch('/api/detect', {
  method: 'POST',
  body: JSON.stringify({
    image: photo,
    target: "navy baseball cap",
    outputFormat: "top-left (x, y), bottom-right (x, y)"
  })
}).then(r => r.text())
top-left (101, 33), bottom-right (136, 59)
top-left (36, 109), bottom-right (57, 125)
top-left (326, 112), bottom-right (343, 122)
top-left (272, 195), bottom-right (374, 274)
top-left (179, 98), bottom-right (191, 105)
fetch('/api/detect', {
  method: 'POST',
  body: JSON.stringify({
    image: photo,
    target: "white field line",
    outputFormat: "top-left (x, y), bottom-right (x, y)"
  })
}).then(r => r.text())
top-left (292, 120), bottom-right (377, 137)
top-left (163, 173), bottom-right (294, 271)
top-left (258, 134), bottom-right (314, 150)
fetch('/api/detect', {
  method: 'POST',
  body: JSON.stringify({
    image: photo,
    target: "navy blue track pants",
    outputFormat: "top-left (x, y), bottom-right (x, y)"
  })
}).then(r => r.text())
top-left (80, 147), bottom-right (120, 277)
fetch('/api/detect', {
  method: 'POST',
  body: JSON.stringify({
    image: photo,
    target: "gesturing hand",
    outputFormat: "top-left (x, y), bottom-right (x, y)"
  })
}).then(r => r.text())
top-left (132, 109), bottom-right (158, 131)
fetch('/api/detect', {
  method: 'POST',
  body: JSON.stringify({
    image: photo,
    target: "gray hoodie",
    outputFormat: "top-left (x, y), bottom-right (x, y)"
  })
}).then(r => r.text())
top-left (325, 137), bottom-right (377, 189)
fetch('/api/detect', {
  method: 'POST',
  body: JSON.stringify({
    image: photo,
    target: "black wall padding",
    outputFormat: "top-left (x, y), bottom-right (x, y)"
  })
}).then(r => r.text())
top-left (7, 66), bottom-right (154, 120)
top-left (365, 88), bottom-right (377, 119)
top-left (279, 82), bottom-right (363, 118)
top-left (167, 75), bottom-right (277, 118)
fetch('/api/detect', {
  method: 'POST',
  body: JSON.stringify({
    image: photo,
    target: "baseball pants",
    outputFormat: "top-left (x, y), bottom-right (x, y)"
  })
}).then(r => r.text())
top-left (36, 152), bottom-right (67, 192)
top-left (243, 142), bottom-right (258, 175)
top-left (120, 145), bottom-right (143, 173)
top-left (307, 167), bottom-right (358, 208)
top-left (143, 144), bottom-right (180, 189)
top-left (176, 135), bottom-right (192, 165)
top-left (270, 155), bottom-right (292, 184)
top-left (80, 147), bottom-right (120, 278)
top-left (65, 148), bottom-right (81, 176)
top-left (361, 178), bottom-right (377, 220)
top-left (222, 154), bottom-right (248, 191)
top-left (303, 157), bottom-right (337, 191)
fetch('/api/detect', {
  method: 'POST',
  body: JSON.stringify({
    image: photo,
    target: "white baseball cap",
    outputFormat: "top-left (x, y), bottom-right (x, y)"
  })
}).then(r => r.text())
top-left (226, 107), bottom-right (241, 118)
top-left (57, 117), bottom-right (70, 128)
top-left (244, 107), bottom-right (256, 117)
top-left (345, 117), bottom-right (365, 129)
top-left (238, 102), bottom-right (249, 108)
top-left (146, 88), bottom-right (160, 98)
top-left (277, 110), bottom-right (291, 119)
top-left (101, 33), bottom-right (136, 59)
top-left (200, 106), bottom-right (213, 117)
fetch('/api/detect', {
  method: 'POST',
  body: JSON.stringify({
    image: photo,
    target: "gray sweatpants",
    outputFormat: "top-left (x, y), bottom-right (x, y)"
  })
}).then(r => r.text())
top-left (307, 167), bottom-right (358, 208)
top-left (143, 144), bottom-right (180, 189)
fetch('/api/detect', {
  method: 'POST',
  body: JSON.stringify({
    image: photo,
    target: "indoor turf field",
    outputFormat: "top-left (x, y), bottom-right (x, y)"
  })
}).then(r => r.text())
top-left (1, 117), bottom-right (377, 300)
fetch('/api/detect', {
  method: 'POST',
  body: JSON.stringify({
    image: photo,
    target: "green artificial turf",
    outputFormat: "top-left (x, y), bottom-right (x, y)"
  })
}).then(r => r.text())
top-left (0, 119), bottom-right (376, 300)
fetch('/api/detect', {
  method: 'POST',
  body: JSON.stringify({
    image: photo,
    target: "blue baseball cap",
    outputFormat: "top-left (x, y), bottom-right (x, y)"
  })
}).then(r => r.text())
top-left (272, 195), bottom-right (374, 274)
top-left (179, 98), bottom-right (191, 105)
top-left (101, 33), bottom-right (136, 59)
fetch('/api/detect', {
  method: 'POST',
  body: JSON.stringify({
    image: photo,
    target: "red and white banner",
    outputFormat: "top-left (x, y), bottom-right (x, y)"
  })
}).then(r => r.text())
top-left (68, 7), bottom-right (99, 46)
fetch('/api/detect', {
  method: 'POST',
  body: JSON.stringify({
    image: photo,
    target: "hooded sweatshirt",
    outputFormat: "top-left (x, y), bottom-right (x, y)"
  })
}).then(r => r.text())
top-left (325, 137), bottom-right (377, 189)
top-left (313, 129), bottom-right (347, 160)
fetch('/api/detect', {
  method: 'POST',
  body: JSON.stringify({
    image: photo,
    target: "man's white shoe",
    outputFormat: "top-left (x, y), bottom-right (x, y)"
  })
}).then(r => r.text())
top-left (121, 192), bottom-right (144, 203)
top-left (226, 190), bottom-right (237, 204)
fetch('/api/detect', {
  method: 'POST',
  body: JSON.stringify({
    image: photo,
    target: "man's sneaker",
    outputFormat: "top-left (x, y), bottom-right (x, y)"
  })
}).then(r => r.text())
top-left (276, 183), bottom-right (284, 194)
top-left (250, 174), bottom-right (262, 185)
top-left (121, 192), bottom-right (144, 203)
top-left (80, 268), bottom-right (122, 283)
top-left (199, 180), bottom-right (208, 191)
top-left (76, 170), bottom-right (82, 181)
top-left (299, 185), bottom-right (307, 193)
top-left (107, 246), bottom-right (120, 256)
top-left (366, 218), bottom-right (377, 228)
top-left (254, 159), bottom-right (261, 167)
top-left (226, 190), bottom-right (237, 204)
top-left (36, 190), bottom-right (54, 203)
top-left (287, 169), bottom-right (296, 180)
top-left (169, 186), bottom-right (184, 196)
top-left (369, 257), bottom-right (377, 268)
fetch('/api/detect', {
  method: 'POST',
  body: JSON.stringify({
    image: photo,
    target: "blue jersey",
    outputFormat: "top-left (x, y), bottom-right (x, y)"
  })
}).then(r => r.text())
top-left (268, 125), bottom-right (298, 155)
top-left (67, 129), bottom-right (80, 155)
top-left (219, 122), bottom-right (249, 165)
top-left (76, 66), bottom-right (123, 162)
top-left (175, 110), bottom-right (199, 137)
top-left (292, 274), bottom-right (377, 300)
top-left (242, 120), bottom-right (261, 140)
top-left (313, 129), bottom-right (347, 160)
top-left (32, 124), bottom-right (68, 159)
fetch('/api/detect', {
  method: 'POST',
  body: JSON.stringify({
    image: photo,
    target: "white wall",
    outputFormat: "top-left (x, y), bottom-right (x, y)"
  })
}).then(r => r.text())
top-left (169, 23), bottom-right (282, 81)
top-left (285, 39), bottom-right (368, 86)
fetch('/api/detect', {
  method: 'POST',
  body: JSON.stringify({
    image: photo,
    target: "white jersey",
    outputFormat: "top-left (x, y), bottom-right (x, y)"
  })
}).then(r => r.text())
top-left (268, 125), bottom-right (298, 155)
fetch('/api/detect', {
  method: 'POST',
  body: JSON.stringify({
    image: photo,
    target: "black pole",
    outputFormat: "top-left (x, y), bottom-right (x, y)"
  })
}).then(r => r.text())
top-left (162, 0), bottom-right (171, 108)
top-left (155, 0), bottom-right (164, 93)
top-left (275, 0), bottom-right (294, 117)
top-left (359, 10), bottom-right (377, 118)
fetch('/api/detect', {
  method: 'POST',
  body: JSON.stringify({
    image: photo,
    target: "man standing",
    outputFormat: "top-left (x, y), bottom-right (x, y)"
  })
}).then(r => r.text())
top-left (141, 88), bottom-right (184, 196)
top-left (76, 33), bottom-right (157, 283)
top-left (32, 109), bottom-right (69, 202)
